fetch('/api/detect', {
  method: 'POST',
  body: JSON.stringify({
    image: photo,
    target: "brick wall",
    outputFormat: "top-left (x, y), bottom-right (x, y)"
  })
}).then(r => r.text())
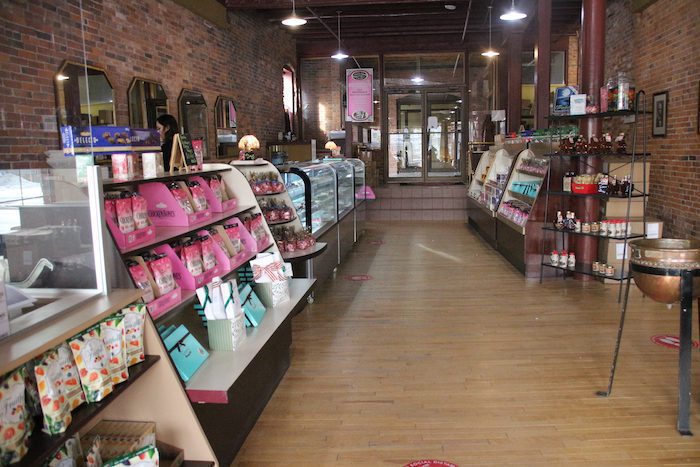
top-left (300, 58), bottom-right (342, 143)
top-left (0, 0), bottom-right (296, 168)
top-left (605, 0), bottom-right (700, 240)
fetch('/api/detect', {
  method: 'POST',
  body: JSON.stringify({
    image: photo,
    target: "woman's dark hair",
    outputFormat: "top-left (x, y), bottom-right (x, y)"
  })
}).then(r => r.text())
top-left (157, 114), bottom-right (179, 141)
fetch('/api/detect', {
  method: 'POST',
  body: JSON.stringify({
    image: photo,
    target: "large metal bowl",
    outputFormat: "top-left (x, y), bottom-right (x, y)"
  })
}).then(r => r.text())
top-left (629, 239), bottom-right (700, 304)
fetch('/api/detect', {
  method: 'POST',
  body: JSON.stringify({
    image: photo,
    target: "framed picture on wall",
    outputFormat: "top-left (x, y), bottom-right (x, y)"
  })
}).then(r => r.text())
top-left (652, 91), bottom-right (668, 137)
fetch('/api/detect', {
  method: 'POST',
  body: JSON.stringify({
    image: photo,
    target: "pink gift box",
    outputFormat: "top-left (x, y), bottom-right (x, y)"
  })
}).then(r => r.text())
top-left (139, 181), bottom-right (212, 227)
top-left (146, 287), bottom-right (182, 320)
top-left (105, 215), bottom-right (156, 251)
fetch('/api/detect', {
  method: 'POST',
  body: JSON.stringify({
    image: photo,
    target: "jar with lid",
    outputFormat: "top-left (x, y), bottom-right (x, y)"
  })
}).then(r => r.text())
top-left (550, 250), bottom-right (559, 266)
top-left (559, 251), bottom-right (568, 268)
top-left (600, 220), bottom-right (608, 236)
top-left (567, 252), bottom-right (576, 269)
top-left (613, 72), bottom-right (635, 111)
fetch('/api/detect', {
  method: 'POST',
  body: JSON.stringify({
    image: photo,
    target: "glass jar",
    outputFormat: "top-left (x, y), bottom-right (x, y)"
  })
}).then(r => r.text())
top-left (550, 250), bottom-right (559, 266)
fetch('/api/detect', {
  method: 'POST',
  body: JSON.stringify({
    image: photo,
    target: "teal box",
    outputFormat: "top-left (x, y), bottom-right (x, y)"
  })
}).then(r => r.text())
top-left (238, 283), bottom-right (266, 327)
top-left (163, 325), bottom-right (209, 382)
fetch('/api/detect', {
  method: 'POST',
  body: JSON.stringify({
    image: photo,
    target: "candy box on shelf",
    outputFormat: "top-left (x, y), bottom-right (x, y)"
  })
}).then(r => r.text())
top-left (189, 175), bottom-right (237, 213)
top-left (571, 182), bottom-right (599, 194)
top-left (211, 222), bottom-right (258, 270)
top-left (139, 181), bottom-right (212, 227)
top-left (153, 243), bottom-right (221, 291)
top-left (163, 325), bottom-right (209, 382)
top-left (128, 256), bottom-right (182, 320)
top-left (106, 217), bottom-right (155, 252)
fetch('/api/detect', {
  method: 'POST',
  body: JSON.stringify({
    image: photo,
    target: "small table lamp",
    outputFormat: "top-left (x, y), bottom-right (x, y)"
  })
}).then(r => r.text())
top-left (324, 141), bottom-right (339, 156)
top-left (238, 134), bottom-right (260, 160)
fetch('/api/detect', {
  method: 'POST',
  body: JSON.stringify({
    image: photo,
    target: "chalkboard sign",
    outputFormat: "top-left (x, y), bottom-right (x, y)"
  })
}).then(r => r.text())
top-left (178, 133), bottom-right (199, 166)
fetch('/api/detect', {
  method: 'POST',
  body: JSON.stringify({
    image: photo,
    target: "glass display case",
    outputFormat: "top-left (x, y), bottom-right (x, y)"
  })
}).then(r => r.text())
top-left (497, 148), bottom-right (549, 233)
top-left (323, 159), bottom-right (355, 218)
top-left (0, 167), bottom-right (108, 338)
top-left (281, 163), bottom-right (337, 237)
top-left (468, 147), bottom-right (495, 201)
top-left (344, 158), bottom-right (366, 200)
top-left (472, 148), bottom-right (516, 213)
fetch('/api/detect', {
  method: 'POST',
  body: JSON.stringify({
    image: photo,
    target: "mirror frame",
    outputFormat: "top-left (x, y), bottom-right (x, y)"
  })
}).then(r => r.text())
top-left (54, 60), bottom-right (116, 128)
top-left (215, 95), bottom-right (237, 158)
top-left (127, 77), bottom-right (169, 129)
top-left (178, 88), bottom-right (209, 158)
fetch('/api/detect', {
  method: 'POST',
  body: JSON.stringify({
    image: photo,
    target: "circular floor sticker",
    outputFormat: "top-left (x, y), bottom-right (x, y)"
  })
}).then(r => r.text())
top-left (344, 274), bottom-right (373, 281)
top-left (404, 461), bottom-right (458, 467)
top-left (651, 335), bottom-right (700, 350)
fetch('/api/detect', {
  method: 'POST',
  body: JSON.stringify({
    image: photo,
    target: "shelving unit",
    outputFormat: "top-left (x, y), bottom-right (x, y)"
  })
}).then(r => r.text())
top-left (538, 93), bottom-right (649, 292)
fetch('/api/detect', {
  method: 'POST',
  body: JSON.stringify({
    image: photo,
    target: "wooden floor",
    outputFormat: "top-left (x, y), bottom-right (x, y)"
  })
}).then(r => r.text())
top-left (233, 222), bottom-right (700, 466)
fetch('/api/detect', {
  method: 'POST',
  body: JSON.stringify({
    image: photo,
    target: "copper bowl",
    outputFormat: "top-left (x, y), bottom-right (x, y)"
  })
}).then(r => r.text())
top-left (629, 239), bottom-right (700, 304)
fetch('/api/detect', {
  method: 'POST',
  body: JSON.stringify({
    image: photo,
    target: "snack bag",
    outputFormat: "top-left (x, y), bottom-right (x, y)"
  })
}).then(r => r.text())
top-left (223, 223), bottom-right (244, 255)
top-left (199, 235), bottom-right (217, 271)
top-left (131, 192), bottom-right (149, 230)
top-left (208, 228), bottom-right (231, 258)
top-left (68, 325), bottom-right (114, 403)
top-left (100, 315), bottom-right (129, 386)
top-left (126, 260), bottom-right (155, 303)
top-left (168, 182), bottom-right (193, 214)
top-left (115, 193), bottom-right (135, 234)
top-left (34, 349), bottom-right (72, 435)
top-left (187, 181), bottom-right (208, 212)
top-left (47, 434), bottom-right (82, 467)
top-left (148, 254), bottom-right (175, 296)
top-left (104, 194), bottom-right (118, 224)
top-left (103, 445), bottom-right (159, 467)
top-left (55, 343), bottom-right (86, 411)
top-left (21, 360), bottom-right (42, 418)
top-left (85, 437), bottom-right (102, 467)
top-left (207, 176), bottom-right (223, 202)
top-left (0, 368), bottom-right (32, 464)
top-left (120, 304), bottom-right (146, 366)
top-left (181, 241), bottom-right (204, 276)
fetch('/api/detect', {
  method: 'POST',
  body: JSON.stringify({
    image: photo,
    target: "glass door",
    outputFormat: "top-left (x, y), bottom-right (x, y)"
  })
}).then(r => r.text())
top-left (386, 89), bottom-right (464, 181)
top-left (427, 91), bottom-right (462, 178)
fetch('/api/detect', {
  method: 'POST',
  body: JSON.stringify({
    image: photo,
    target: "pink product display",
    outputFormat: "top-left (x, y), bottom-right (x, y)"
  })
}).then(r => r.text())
top-left (186, 181), bottom-right (208, 212)
top-left (499, 200), bottom-right (531, 226)
top-left (248, 171), bottom-right (285, 195)
top-left (126, 260), bottom-right (155, 303)
top-left (243, 213), bottom-right (271, 250)
top-left (189, 175), bottom-right (237, 213)
top-left (259, 197), bottom-right (294, 224)
top-left (104, 191), bottom-right (156, 251)
top-left (154, 240), bottom-right (221, 290)
top-left (146, 287), bottom-right (182, 320)
top-left (139, 181), bottom-right (212, 227)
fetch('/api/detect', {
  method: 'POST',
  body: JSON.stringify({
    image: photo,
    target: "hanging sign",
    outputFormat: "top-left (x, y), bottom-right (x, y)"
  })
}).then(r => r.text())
top-left (346, 68), bottom-right (374, 122)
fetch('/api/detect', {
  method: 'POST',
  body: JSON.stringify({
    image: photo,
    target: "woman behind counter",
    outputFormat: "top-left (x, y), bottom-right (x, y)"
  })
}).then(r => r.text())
top-left (156, 114), bottom-right (179, 172)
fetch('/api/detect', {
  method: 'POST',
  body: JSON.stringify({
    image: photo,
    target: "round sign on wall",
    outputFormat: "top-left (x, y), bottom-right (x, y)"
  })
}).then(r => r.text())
top-left (404, 461), bottom-right (458, 467)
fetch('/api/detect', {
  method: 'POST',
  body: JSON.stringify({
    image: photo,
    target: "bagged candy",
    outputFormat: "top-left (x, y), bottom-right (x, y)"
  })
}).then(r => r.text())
top-left (148, 254), bottom-right (175, 296)
top-left (223, 223), bottom-right (244, 255)
top-left (115, 193), bottom-right (135, 234)
top-left (104, 193), bottom-right (118, 224)
top-left (208, 228), bottom-right (231, 258)
top-left (169, 182), bottom-right (193, 214)
top-left (120, 304), bottom-right (146, 366)
top-left (199, 235), bottom-right (217, 271)
top-left (131, 192), bottom-right (149, 230)
top-left (103, 445), bottom-right (159, 467)
top-left (34, 349), bottom-right (72, 435)
top-left (101, 315), bottom-right (129, 386)
top-left (55, 343), bottom-right (86, 411)
top-left (0, 367), bottom-right (32, 464)
top-left (68, 325), bottom-right (114, 403)
top-left (48, 434), bottom-right (82, 467)
top-left (187, 180), bottom-right (208, 212)
top-left (21, 360), bottom-right (42, 418)
top-left (181, 240), bottom-right (204, 276)
top-left (85, 437), bottom-right (102, 467)
top-left (126, 260), bottom-right (155, 303)
top-left (207, 176), bottom-right (223, 203)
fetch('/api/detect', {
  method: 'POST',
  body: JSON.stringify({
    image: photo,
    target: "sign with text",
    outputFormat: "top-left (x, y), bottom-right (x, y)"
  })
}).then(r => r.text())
top-left (346, 68), bottom-right (374, 122)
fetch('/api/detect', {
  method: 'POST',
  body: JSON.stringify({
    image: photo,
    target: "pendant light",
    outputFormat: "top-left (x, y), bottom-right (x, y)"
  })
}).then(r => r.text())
top-left (331, 11), bottom-right (349, 60)
top-left (481, 6), bottom-right (500, 58)
top-left (500, 0), bottom-right (527, 21)
top-left (411, 57), bottom-right (424, 84)
top-left (282, 0), bottom-right (307, 27)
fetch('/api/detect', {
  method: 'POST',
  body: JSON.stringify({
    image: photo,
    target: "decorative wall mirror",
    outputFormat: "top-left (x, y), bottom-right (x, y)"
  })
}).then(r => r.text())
top-left (128, 78), bottom-right (168, 128)
top-left (178, 89), bottom-right (209, 158)
top-left (55, 61), bottom-right (115, 127)
top-left (215, 96), bottom-right (237, 157)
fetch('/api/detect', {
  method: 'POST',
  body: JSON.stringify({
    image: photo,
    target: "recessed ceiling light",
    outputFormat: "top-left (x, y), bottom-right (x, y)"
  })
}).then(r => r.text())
top-left (444, 4), bottom-right (457, 10)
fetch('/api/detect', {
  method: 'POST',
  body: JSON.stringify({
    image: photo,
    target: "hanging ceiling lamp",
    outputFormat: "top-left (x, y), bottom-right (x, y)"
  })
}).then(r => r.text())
top-left (481, 6), bottom-right (500, 58)
top-left (500, 0), bottom-right (527, 21)
top-left (331, 11), bottom-right (349, 60)
top-left (411, 57), bottom-right (424, 84)
top-left (282, 0), bottom-right (307, 27)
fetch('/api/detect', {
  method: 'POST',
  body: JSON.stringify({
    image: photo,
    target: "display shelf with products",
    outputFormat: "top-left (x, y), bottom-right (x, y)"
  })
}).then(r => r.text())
top-left (322, 159), bottom-right (356, 264)
top-left (103, 167), bottom-right (233, 189)
top-left (279, 163), bottom-right (338, 238)
top-left (538, 91), bottom-right (649, 292)
top-left (345, 158), bottom-right (368, 242)
top-left (539, 261), bottom-right (631, 281)
top-left (496, 148), bottom-right (549, 233)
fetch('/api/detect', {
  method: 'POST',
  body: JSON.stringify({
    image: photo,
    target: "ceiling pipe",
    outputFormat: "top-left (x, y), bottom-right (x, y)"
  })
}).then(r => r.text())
top-left (305, 7), bottom-right (361, 68)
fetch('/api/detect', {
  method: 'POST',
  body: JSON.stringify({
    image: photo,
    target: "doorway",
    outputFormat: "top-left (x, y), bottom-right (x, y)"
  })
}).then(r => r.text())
top-left (386, 88), bottom-right (464, 182)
